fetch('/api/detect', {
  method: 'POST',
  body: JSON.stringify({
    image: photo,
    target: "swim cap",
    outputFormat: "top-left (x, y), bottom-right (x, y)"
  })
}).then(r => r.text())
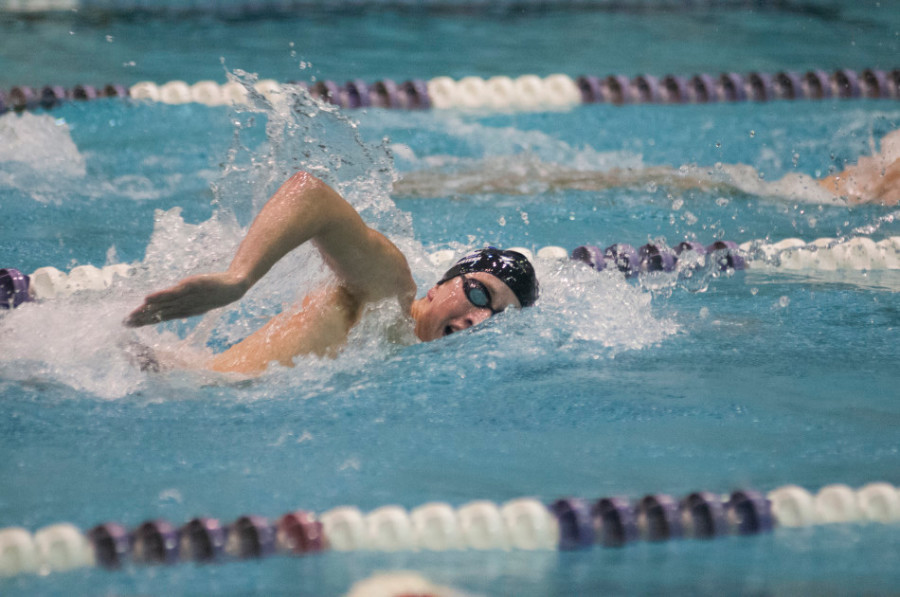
top-left (438, 247), bottom-right (539, 307)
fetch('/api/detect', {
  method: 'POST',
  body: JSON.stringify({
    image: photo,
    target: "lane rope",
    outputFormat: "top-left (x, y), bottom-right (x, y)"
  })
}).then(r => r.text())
top-left (2, 69), bottom-right (898, 115)
top-left (2, 236), bottom-right (898, 308)
top-left (0, 0), bottom-right (850, 16)
top-left (0, 482), bottom-right (897, 578)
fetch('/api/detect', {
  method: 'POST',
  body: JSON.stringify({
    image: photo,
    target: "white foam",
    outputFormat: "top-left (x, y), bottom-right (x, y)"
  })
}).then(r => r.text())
top-left (716, 164), bottom-right (843, 205)
top-left (385, 118), bottom-right (859, 205)
top-left (382, 109), bottom-right (644, 197)
top-left (525, 259), bottom-right (678, 352)
top-left (0, 295), bottom-right (147, 399)
top-left (0, 112), bottom-right (86, 197)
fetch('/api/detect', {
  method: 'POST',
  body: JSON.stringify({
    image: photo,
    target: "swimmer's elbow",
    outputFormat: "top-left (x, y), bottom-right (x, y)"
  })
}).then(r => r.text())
top-left (285, 170), bottom-right (330, 195)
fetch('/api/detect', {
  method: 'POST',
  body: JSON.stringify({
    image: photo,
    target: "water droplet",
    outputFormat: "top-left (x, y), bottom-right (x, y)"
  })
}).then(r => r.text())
top-left (105, 35), bottom-right (114, 42)
top-left (715, 142), bottom-right (721, 148)
top-left (750, 287), bottom-right (759, 296)
top-left (778, 296), bottom-right (790, 308)
top-left (158, 488), bottom-right (183, 505)
top-left (749, 130), bottom-right (756, 138)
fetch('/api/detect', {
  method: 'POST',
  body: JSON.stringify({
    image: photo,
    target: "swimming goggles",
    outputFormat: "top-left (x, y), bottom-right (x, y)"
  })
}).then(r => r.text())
top-left (461, 275), bottom-right (503, 315)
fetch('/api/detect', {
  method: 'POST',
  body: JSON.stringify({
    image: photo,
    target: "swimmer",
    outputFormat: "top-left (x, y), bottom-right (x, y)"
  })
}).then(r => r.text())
top-left (125, 171), bottom-right (538, 374)
top-left (394, 130), bottom-right (900, 206)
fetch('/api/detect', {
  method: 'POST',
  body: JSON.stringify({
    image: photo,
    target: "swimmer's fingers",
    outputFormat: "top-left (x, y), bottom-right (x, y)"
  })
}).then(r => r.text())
top-left (124, 273), bottom-right (247, 327)
top-left (124, 300), bottom-right (217, 327)
top-left (124, 304), bottom-right (163, 327)
top-left (125, 290), bottom-right (229, 325)
top-left (124, 298), bottom-right (187, 327)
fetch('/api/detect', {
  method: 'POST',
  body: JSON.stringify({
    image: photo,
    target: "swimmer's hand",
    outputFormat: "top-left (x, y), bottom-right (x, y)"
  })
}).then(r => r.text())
top-left (124, 272), bottom-right (249, 327)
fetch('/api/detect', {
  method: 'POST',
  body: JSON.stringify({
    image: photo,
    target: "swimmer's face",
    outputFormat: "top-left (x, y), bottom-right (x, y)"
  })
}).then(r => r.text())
top-left (414, 272), bottom-right (522, 342)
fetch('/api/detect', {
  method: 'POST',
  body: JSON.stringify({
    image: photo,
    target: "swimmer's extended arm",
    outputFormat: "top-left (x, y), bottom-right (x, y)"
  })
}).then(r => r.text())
top-left (818, 158), bottom-right (900, 205)
top-left (819, 131), bottom-right (900, 205)
top-left (125, 171), bottom-right (415, 327)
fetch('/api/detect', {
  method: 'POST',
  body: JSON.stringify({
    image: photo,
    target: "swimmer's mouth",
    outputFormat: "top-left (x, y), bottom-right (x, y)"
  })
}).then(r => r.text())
top-left (443, 325), bottom-right (454, 337)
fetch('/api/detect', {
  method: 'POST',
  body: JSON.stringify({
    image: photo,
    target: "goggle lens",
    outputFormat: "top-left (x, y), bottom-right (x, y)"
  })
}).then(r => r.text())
top-left (463, 277), bottom-right (499, 314)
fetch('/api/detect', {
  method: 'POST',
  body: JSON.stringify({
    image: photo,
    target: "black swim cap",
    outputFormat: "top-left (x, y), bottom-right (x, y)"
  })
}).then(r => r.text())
top-left (438, 247), bottom-right (539, 307)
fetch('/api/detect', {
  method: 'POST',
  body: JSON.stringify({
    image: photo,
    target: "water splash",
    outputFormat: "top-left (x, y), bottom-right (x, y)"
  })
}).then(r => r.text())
top-left (0, 73), bottom-right (681, 400)
top-left (0, 112), bottom-right (86, 201)
top-left (0, 293), bottom-right (147, 400)
top-left (380, 111), bottom-right (861, 205)
top-left (394, 152), bottom-right (845, 205)
top-left (213, 70), bottom-right (413, 240)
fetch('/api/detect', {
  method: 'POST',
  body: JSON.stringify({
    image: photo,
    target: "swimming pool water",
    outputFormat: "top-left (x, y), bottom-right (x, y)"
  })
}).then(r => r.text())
top-left (2, 1), bottom-right (899, 88)
top-left (2, 2), bottom-right (900, 595)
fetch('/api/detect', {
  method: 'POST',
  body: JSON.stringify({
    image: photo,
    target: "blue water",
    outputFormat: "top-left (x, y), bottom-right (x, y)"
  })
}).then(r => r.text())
top-left (2, 3), bottom-right (900, 595)
top-left (2, 2), bottom-right (899, 88)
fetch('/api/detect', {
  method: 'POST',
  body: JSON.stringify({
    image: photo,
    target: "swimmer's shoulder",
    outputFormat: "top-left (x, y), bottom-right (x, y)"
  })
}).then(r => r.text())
top-left (361, 227), bottom-right (417, 310)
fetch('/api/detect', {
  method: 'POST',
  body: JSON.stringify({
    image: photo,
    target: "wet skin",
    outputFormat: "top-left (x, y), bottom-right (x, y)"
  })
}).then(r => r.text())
top-left (411, 272), bottom-right (522, 342)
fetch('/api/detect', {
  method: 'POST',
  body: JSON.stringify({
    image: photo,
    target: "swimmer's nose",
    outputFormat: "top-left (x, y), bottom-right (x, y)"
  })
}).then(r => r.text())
top-left (444, 313), bottom-right (487, 336)
top-left (444, 320), bottom-right (468, 336)
top-left (444, 322), bottom-right (468, 336)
